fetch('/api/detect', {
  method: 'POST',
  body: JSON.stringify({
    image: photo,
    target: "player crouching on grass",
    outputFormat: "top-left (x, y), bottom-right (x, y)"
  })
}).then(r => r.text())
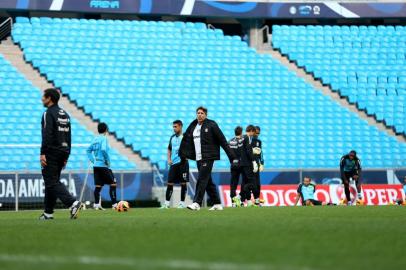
top-left (293, 177), bottom-right (333, 206)
top-left (161, 120), bottom-right (189, 209)
top-left (86, 123), bottom-right (118, 210)
top-left (394, 176), bottom-right (406, 205)
top-left (340, 150), bottom-right (363, 206)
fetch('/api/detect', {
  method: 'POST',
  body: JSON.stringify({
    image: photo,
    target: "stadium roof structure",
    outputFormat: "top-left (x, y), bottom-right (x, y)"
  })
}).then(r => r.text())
top-left (0, 0), bottom-right (406, 19)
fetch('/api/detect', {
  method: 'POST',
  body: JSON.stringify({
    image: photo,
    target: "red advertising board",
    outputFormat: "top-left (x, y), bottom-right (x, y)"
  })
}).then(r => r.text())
top-left (219, 184), bottom-right (405, 207)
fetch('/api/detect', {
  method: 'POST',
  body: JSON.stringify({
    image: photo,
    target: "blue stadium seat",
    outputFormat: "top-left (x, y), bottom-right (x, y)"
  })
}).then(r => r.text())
top-left (0, 54), bottom-right (136, 171)
top-left (9, 18), bottom-right (406, 168)
top-left (272, 24), bottom-right (406, 136)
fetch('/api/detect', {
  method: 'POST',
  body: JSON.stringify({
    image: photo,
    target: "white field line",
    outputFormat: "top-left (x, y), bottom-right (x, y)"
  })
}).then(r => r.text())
top-left (0, 144), bottom-right (88, 147)
top-left (0, 253), bottom-right (315, 270)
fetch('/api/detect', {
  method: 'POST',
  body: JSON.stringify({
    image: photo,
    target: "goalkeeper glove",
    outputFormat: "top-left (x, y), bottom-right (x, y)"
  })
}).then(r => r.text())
top-left (231, 159), bottom-right (240, 169)
top-left (253, 147), bottom-right (261, 155)
top-left (253, 161), bottom-right (258, 173)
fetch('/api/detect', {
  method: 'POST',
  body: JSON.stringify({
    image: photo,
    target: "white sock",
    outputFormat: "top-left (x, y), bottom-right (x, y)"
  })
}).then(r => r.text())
top-left (165, 201), bottom-right (170, 206)
top-left (44, 212), bottom-right (53, 218)
top-left (71, 200), bottom-right (79, 208)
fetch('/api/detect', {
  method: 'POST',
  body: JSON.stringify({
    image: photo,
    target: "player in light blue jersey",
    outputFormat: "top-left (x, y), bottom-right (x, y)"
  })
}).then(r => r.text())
top-left (161, 120), bottom-right (189, 209)
top-left (294, 177), bottom-right (333, 206)
top-left (87, 123), bottom-right (117, 210)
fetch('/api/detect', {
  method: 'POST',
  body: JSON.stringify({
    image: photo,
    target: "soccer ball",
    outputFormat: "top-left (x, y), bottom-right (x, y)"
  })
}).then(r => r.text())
top-left (339, 199), bottom-right (347, 205)
top-left (116, 201), bottom-right (130, 212)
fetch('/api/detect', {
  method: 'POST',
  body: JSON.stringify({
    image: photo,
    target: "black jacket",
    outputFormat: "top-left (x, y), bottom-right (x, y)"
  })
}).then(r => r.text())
top-left (340, 154), bottom-right (362, 176)
top-left (228, 135), bottom-right (255, 167)
top-left (41, 104), bottom-right (71, 156)
top-left (251, 136), bottom-right (264, 165)
top-left (179, 118), bottom-right (235, 161)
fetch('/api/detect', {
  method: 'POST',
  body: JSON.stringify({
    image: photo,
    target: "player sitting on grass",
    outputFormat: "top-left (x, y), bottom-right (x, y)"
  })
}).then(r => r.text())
top-left (161, 120), bottom-right (189, 209)
top-left (340, 150), bottom-right (362, 205)
top-left (293, 177), bottom-right (331, 206)
top-left (87, 123), bottom-right (118, 210)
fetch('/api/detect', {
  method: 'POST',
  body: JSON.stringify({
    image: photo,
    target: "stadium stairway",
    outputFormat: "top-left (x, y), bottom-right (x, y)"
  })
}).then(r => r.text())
top-left (258, 36), bottom-right (406, 143)
top-left (0, 37), bottom-right (153, 171)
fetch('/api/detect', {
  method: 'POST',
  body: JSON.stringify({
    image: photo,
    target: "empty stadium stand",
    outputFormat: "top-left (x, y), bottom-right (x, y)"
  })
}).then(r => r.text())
top-left (11, 18), bottom-right (406, 169)
top-left (0, 53), bottom-right (136, 170)
top-left (272, 25), bottom-right (406, 135)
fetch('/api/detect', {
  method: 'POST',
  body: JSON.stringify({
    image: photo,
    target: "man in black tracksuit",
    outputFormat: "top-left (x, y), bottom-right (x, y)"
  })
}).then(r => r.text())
top-left (251, 126), bottom-right (264, 205)
top-left (228, 126), bottom-right (244, 206)
top-left (229, 125), bottom-right (258, 207)
top-left (180, 106), bottom-right (237, 211)
top-left (39, 88), bottom-right (82, 220)
top-left (340, 150), bottom-right (362, 205)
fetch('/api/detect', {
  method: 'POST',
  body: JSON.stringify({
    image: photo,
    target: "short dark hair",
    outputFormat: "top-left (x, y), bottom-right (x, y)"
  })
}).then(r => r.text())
top-left (196, 106), bottom-right (208, 115)
top-left (173, 120), bottom-right (183, 126)
top-left (349, 150), bottom-right (357, 156)
top-left (255, 126), bottom-right (261, 132)
top-left (98, 122), bottom-right (108, 134)
top-left (234, 126), bottom-right (242, 136)
top-left (303, 177), bottom-right (311, 181)
top-left (43, 88), bottom-right (60, 104)
top-left (246, 125), bottom-right (256, 132)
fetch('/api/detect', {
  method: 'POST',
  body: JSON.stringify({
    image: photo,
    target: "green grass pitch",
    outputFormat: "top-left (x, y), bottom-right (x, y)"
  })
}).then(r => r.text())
top-left (0, 206), bottom-right (404, 270)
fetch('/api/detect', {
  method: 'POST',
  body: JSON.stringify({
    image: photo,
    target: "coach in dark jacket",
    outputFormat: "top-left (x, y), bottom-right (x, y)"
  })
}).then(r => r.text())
top-left (180, 106), bottom-right (236, 210)
top-left (39, 88), bottom-right (81, 220)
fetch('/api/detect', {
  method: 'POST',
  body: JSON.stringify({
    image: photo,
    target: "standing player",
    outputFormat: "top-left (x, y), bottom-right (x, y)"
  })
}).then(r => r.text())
top-left (161, 120), bottom-right (189, 209)
top-left (39, 88), bottom-right (82, 220)
top-left (241, 125), bottom-right (260, 206)
top-left (87, 123), bottom-right (118, 210)
top-left (180, 106), bottom-right (237, 211)
top-left (251, 126), bottom-right (264, 205)
top-left (228, 126), bottom-right (257, 207)
top-left (228, 126), bottom-right (244, 207)
top-left (340, 150), bottom-right (362, 205)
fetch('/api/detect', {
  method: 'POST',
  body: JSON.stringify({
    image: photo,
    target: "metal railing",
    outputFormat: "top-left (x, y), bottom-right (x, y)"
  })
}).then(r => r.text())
top-left (260, 25), bottom-right (270, 45)
top-left (0, 18), bottom-right (12, 42)
top-left (207, 24), bottom-right (216, 30)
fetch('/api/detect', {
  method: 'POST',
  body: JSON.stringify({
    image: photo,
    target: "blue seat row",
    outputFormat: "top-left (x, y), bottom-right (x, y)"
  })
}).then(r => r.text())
top-left (11, 18), bottom-right (406, 169)
top-left (0, 54), bottom-right (136, 171)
